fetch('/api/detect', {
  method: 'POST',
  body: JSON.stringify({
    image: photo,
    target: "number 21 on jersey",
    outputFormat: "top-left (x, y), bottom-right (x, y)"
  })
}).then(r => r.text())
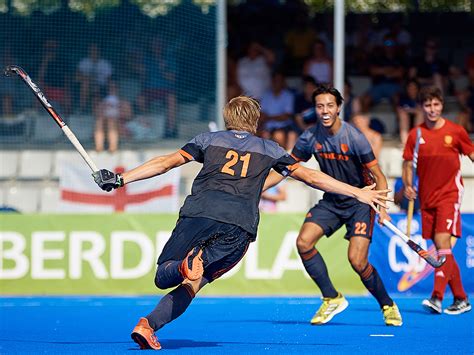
top-left (221, 150), bottom-right (251, 177)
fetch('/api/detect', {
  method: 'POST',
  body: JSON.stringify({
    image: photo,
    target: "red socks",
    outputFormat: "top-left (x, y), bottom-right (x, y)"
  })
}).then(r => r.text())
top-left (432, 249), bottom-right (467, 301)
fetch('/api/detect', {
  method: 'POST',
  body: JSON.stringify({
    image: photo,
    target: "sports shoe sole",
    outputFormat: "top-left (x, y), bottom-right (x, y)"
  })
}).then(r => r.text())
top-left (131, 332), bottom-right (161, 350)
top-left (443, 304), bottom-right (472, 315)
top-left (181, 249), bottom-right (204, 281)
top-left (311, 298), bottom-right (349, 325)
top-left (422, 300), bottom-right (442, 314)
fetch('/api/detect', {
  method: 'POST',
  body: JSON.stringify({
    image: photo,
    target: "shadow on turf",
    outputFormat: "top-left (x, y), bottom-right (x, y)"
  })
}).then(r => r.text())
top-left (209, 319), bottom-right (384, 327)
top-left (156, 339), bottom-right (342, 349)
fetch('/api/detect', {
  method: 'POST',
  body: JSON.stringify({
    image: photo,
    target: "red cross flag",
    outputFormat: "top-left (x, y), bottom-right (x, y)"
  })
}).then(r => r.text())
top-left (58, 152), bottom-right (180, 213)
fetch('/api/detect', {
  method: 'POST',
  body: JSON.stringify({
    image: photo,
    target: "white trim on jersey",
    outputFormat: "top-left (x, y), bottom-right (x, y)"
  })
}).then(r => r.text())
top-left (453, 167), bottom-right (464, 236)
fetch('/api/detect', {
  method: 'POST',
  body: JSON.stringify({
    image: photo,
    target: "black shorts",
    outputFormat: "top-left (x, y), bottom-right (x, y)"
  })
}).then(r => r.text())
top-left (158, 217), bottom-right (255, 282)
top-left (304, 199), bottom-right (375, 241)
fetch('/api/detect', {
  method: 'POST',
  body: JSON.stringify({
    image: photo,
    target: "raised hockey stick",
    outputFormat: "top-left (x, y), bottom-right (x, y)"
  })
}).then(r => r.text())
top-left (4, 65), bottom-right (98, 172)
top-left (406, 127), bottom-right (421, 237)
top-left (383, 219), bottom-right (446, 268)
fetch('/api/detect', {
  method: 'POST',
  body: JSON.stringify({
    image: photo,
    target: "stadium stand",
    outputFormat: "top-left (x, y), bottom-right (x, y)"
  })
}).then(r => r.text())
top-left (1, 146), bottom-right (473, 214)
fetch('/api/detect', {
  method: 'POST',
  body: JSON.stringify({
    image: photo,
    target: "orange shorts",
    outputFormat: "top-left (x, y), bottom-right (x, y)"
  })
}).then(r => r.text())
top-left (421, 203), bottom-right (462, 239)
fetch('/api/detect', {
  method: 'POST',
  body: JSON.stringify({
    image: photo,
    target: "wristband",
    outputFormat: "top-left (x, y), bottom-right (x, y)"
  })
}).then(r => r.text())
top-left (116, 173), bottom-right (125, 188)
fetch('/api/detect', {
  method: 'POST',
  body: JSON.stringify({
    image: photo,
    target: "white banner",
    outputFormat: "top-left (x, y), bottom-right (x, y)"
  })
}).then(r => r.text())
top-left (58, 152), bottom-right (180, 213)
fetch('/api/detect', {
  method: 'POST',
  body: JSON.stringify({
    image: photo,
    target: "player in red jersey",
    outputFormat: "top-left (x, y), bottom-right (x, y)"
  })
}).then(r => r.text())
top-left (403, 86), bottom-right (474, 315)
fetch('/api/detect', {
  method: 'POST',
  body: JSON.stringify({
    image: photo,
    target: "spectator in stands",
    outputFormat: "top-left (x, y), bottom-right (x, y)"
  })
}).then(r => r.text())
top-left (346, 15), bottom-right (379, 75)
top-left (259, 181), bottom-right (287, 213)
top-left (0, 46), bottom-right (23, 117)
top-left (396, 79), bottom-right (423, 145)
top-left (343, 79), bottom-right (361, 122)
top-left (94, 80), bottom-right (132, 153)
top-left (283, 12), bottom-right (317, 76)
top-left (393, 177), bottom-right (420, 213)
top-left (377, 18), bottom-right (412, 57)
top-left (37, 39), bottom-right (71, 114)
top-left (136, 36), bottom-right (177, 138)
top-left (237, 41), bottom-right (274, 100)
top-left (259, 72), bottom-right (296, 149)
top-left (76, 43), bottom-right (113, 113)
top-left (294, 75), bottom-right (318, 131)
top-left (409, 38), bottom-right (449, 93)
top-left (227, 53), bottom-right (241, 101)
top-left (351, 113), bottom-right (383, 159)
top-left (360, 35), bottom-right (405, 113)
top-left (303, 39), bottom-right (333, 85)
top-left (455, 54), bottom-right (474, 133)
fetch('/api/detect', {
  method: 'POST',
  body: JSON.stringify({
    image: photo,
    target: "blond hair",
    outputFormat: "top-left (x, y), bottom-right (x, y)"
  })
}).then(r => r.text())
top-left (223, 96), bottom-right (260, 134)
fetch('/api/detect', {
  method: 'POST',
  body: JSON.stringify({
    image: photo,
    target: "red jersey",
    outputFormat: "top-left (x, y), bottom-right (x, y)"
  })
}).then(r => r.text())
top-left (403, 119), bottom-right (473, 209)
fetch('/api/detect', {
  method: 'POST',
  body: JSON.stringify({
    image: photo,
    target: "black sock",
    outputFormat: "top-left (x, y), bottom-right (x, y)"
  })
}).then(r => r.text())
top-left (146, 284), bottom-right (195, 330)
top-left (359, 263), bottom-right (393, 308)
top-left (299, 248), bottom-right (338, 298)
top-left (155, 260), bottom-right (184, 289)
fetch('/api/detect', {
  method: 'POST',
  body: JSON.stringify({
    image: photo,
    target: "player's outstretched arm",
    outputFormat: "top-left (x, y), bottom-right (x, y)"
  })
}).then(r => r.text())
top-left (93, 151), bottom-right (187, 192)
top-left (263, 170), bottom-right (286, 191)
top-left (290, 165), bottom-right (392, 212)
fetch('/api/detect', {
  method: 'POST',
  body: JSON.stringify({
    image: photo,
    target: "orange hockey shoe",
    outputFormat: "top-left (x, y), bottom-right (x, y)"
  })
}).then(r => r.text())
top-left (131, 317), bottom-right (161, 350)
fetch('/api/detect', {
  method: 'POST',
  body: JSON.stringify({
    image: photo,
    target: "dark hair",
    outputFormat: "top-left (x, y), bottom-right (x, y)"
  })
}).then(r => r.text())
top-left (311, 84), bottom-right (344, 106)
top-left (418, 86), bottom-right (443, 104)
top-left (302, 75), bottom-right (317, 86)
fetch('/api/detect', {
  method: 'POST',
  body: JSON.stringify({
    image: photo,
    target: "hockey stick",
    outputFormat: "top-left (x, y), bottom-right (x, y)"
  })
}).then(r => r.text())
top-left (4, 65), bottom-right (98, 172)
top-left (406, 127), bottom-right (421, 237)
top-left (383, 219), bottom-right (446, 268)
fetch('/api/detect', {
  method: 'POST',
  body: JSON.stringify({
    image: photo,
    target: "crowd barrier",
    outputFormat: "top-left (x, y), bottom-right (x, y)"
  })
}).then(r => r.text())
top-left (1, 213), bottom-right (472, 295)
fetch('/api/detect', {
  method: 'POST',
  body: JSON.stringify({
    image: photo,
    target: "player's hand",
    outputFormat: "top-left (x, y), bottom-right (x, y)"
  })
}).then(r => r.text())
top-left (358, 183), bottom-right (392, 213)
top-left (378, 208), bottom-right (391, 225)
top-left (92, 169), bottom-right (123, 192)
top-left (404, 185), bottom-right (417, 200)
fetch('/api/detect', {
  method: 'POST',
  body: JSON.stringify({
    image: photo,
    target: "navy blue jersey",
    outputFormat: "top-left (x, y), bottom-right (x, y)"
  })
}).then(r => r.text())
top-left (179, 130), bottom-right (297, 234)
top-left (292, 121), bottom-right (376, 206)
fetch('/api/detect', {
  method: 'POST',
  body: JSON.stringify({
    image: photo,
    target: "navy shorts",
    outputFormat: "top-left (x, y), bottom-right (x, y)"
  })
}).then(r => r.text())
top-left (304, 199), bottom-right (375, 240)
top-left (158, 217), bottom-right (255, 282)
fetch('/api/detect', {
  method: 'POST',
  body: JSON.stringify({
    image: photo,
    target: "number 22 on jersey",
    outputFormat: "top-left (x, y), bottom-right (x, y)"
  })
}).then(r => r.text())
top-left (221, 150), bottom-right (251, 177)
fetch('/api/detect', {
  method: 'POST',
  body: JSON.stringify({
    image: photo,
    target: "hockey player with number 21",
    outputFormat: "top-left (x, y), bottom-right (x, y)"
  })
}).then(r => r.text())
top-left (93, 96), bottom-right (392, 350)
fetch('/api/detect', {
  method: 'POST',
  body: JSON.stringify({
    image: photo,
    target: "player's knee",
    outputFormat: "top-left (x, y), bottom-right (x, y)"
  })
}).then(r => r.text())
top-left (154, 272), bottom-right (167, 290)
top-left (348, 257), bottom-right (366, 274)
top-left (296, 236), bottom-right (313, 253)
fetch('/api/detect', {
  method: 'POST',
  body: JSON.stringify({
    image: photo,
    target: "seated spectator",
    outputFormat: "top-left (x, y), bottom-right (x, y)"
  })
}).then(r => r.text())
top-left (259, 72), bottom-right (296, 149)
top-left (303, 39), bottom-right (333, 85)
top-left (237, 41), bottom-right (274, 100)
top-left (409, 38), bottom-right (449, 93)
top-left (283, 12), bottom-right (317, 75)
top-left (227, 53), bottom-right (241, 100)
top-left (396, 79), bottom-right (423, 145)
top-left (455, 54), bottom-right (474, 133)
top-left (0, 46), bottom-right (24, 117)
top-left (259, 181), bottom-right (287, 213)
top-left (94, 80), bottom-right (132, 153)
top-left (136, 36), bottom-right (177, 138)
top-left (343, 79), bottom-right (361, 121)
top-left (393, 177), bottom-right (420, 213)
top-left (351, 113), bottom-right (383, 159)
top-left (76, 43), bottom-right (113, 113)
top-left (37, 39), bottom-right (71, 114)
top-left (294, 75), bottom-right (318, 131)
top-left (360, 35), bottom-right (405, 112)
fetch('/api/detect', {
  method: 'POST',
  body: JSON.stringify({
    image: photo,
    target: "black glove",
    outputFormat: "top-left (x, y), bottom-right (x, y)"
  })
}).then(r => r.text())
top-left (92, 169), bottom-right (124, 192)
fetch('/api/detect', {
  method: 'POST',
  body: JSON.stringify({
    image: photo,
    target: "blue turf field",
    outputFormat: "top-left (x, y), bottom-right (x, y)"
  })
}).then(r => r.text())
top-left (0, 296), bottom-right (472, 354)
